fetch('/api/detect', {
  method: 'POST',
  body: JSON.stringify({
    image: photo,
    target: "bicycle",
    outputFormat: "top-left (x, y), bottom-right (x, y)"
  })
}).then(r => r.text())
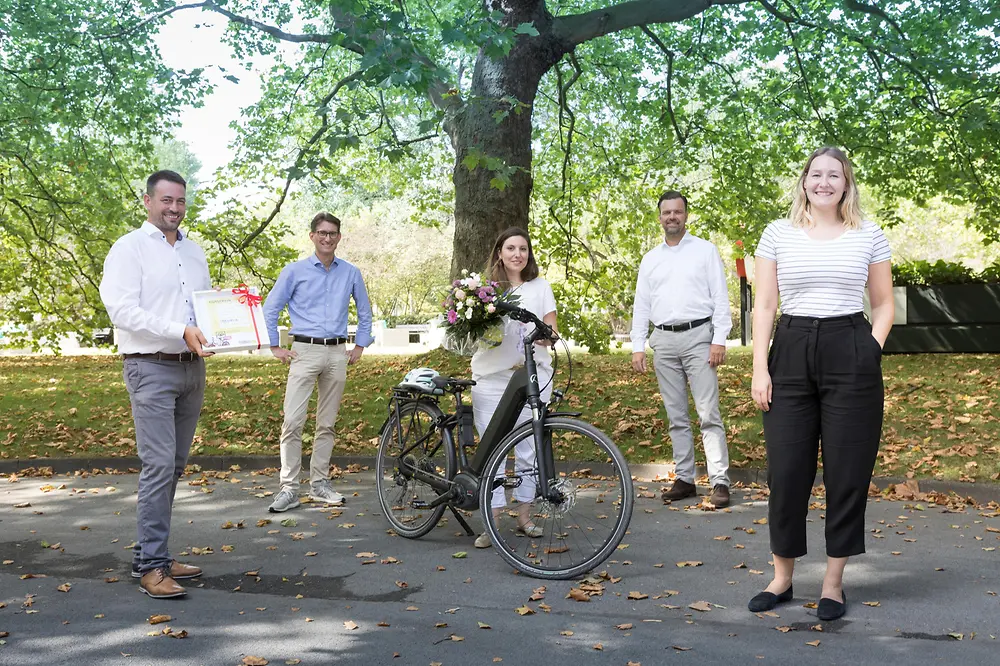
top-left (375, 301), bottom-right (634, 579)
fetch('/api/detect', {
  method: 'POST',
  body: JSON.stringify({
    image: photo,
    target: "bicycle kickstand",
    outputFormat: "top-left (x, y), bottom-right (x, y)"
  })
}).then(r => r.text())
top-left (448, 506), bottom-right (476, 536)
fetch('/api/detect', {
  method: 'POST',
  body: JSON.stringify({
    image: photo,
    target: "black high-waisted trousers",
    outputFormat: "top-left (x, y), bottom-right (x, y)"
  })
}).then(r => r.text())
top-left (763, 312), bottom-right (884, 558)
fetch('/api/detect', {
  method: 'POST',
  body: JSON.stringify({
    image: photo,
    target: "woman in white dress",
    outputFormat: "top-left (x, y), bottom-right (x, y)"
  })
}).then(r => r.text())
top-left (471, 227), bottom-right (558, 549)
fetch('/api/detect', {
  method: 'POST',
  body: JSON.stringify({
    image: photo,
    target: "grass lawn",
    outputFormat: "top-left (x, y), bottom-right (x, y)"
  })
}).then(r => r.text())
top-left (1, 348), bottom-right (998, 482)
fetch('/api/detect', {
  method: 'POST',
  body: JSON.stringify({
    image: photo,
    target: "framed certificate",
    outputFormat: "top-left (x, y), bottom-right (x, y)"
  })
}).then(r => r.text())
top-left (191, 285), bottom-right (268, 353)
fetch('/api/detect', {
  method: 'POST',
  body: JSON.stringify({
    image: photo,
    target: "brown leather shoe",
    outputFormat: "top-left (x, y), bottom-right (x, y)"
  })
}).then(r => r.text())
top-left (139, 568), bottom-right (186, 599)
top-left (709, 484), bottom-right (731, 508)
top-left (662, 479), bottom-right (697, 502)
top-left (132, 560), bottom-right (202, 580)
top-left (168, 561), bottom-right (202, 579)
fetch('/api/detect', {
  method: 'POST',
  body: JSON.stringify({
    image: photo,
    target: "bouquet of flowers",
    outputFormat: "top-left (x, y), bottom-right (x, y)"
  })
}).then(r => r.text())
top-left (440, 270), bottom-right (519, 356)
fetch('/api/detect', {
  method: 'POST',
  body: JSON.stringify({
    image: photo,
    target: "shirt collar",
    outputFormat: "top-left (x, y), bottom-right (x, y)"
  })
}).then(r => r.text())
top-left (661, 231), bottom-right (691, 249)
top-left (311, 253), bottom-right (339, 267)
top-left (141, 221), bottom-right (184, 241)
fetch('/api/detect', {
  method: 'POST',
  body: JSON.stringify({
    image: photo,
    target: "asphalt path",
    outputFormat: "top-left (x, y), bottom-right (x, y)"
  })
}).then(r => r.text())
top-left (1, 467), bottom-right (999, 666)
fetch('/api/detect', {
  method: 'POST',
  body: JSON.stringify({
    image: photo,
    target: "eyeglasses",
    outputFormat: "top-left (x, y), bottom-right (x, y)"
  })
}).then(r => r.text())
top-left (313, 230), bottom-right (340, 239)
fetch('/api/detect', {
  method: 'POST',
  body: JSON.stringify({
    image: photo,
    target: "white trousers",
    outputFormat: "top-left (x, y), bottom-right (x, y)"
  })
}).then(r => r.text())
top-left (471, 367), bottom-right (553, 509)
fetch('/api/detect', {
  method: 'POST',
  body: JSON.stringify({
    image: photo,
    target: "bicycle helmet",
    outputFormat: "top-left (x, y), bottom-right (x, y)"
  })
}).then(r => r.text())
top-left (399, 367), bottom-right (443, 395)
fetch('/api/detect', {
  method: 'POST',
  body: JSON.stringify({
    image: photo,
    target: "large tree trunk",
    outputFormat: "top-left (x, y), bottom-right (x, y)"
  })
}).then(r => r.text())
top-left (448, 0), bottom-right (569, 277)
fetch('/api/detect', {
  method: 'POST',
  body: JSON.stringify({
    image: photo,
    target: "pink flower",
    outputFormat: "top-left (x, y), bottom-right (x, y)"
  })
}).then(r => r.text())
top-left (477, 288), bottom-right (490, 300)
top-left (447, 309), bottom-right (458, 324)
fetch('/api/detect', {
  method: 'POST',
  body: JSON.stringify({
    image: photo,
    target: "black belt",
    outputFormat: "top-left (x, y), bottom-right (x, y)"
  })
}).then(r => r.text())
top-left (123, 352), bottom-right (199, 362)
top-left (655, 316), bottom-right (712, 332)
top-left (293, 335), bottom-right (348, 346)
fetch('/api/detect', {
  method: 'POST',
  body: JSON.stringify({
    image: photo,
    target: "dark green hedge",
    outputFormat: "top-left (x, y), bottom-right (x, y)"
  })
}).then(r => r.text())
top-left (892, 259), bottom-right (1000, 286)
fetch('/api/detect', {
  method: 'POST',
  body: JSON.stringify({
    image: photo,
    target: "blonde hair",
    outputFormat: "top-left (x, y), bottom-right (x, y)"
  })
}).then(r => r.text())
top-left (789, 146), bottom-right (864, 230)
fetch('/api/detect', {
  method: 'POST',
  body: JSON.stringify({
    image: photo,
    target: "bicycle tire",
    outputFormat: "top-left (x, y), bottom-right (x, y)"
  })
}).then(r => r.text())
top-left (479, 417), bottom-right (633, 579)
top-left (376, 399), bottom-right (456, 538)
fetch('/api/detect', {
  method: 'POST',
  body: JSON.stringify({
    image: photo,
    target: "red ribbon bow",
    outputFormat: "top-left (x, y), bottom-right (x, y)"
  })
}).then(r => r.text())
top-left (231, 284), bottom-right (262, 349)
top-left (232, 284), bottom-right (262, 307)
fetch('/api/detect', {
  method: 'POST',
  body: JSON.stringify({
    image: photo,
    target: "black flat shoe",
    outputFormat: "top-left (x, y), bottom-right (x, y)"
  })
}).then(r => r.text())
top-left (748, 585), bottom-right (793, 612)
top-left (817, 591), bottom-right (847, 621)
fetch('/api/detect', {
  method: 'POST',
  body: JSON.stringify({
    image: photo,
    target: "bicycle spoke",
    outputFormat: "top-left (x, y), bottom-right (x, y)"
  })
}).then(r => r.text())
top-left (482, 418), bottom-right (633, 579)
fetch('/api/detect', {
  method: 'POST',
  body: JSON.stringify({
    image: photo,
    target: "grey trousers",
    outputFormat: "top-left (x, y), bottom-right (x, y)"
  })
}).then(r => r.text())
top-left (123, 358), bottom-right (206, 573)
top-left (649, 325), bottom-right (730, 487)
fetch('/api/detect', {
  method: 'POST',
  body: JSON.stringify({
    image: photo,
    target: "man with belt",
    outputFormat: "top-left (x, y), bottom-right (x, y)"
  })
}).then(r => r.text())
top-left (100, 170), bottom-right (213, 599)
top-left (630, 191), bottom-right (733, 508)
top-left (263, 212), bottom-right (373, 512)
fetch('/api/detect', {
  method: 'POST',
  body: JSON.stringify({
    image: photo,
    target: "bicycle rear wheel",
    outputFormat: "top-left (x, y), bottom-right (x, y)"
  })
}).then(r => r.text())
top-left (479, 417), bottom-right (633, 579)
top-left (376, 400), bottom-right (455, 538)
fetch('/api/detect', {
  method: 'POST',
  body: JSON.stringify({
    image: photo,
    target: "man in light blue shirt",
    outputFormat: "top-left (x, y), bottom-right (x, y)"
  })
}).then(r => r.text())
top-left (263, 212), bottom-right (374, 512)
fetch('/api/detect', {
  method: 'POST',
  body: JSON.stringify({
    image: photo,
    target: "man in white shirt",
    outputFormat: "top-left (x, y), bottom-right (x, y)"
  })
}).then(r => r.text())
top-left (630, 191), bottom-right (733, 508)
top-left (99, 170), bottom-right (213, 599)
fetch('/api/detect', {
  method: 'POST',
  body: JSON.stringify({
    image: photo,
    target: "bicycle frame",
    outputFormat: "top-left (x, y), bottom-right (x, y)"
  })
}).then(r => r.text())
top-left (385, 310), bottom-right (569, 504)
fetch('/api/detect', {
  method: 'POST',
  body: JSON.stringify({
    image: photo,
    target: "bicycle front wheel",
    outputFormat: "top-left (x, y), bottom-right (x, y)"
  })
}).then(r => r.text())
top-left (479, 417), bottom-right (633, 579)
top-left (376, 400), bottom-right (455, 538)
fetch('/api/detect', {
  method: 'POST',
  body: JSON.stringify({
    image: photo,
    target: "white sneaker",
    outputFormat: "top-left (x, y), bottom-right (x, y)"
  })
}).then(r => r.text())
top-left (474, 532), bottom-right (492, 549)
top-left (268, 489), bottom-right (300, 513)
top-left (309, 480), bottom-right (345, 506)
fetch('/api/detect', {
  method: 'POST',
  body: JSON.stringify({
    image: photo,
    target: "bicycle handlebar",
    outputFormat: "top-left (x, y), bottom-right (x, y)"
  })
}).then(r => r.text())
top-left (493, 300), bottom-right (558, 342)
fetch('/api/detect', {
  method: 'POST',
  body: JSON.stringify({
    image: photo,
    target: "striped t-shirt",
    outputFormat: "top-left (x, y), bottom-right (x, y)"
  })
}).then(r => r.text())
top-left (755, 219), bottom-right (891, 317)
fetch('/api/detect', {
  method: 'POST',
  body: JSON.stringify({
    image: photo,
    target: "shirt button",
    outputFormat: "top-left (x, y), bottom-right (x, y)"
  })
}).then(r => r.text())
top-left (812, 320), bottom-right (819, 327)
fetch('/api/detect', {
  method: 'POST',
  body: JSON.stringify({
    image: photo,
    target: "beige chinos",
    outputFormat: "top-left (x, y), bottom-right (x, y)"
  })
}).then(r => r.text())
top-left (278, 341), bottom-right (348, 492)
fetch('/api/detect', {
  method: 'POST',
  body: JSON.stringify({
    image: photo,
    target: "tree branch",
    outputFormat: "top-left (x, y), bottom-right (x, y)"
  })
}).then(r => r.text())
top-left (236, 70), bottom-right (363, 251)
top-left (842, 0), bottom-right (907, 41)
top-left (97, 2), bottom-right (210, 39)
top-left (554, 0), bottom-right (748, 47)
top-left (639, 25), bottom-right (686, 145)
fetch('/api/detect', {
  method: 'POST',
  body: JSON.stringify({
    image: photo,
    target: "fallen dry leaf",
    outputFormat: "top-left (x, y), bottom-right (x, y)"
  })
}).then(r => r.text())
top-left (676, 561), bottom-right (703, 568)
top-left (627, 591), bottom-right (649, 600)
top-left (616, 623), bottom-right (634, 630)
top-left (806, 640), bottom-right (820, 647)
top-left (592, 643), bottom-right (603, 651)
top-left (148, 615), bottom-right (172, 625)
top-left (566, 588), bottom-right (590, 602)
top-left (514, 606), bottom-right (535, 616)
top-left (478, 622), bottom-right (492, 629)
top-left (344, 621), bottom-right (358, 631)
top-left (688, 601), bottom-right (712, 612)
top-left (862, 601), bottom-right (881, 607)
top-left (56, 583), bottom-right (72, 593)
top-left (671, 646), bottom-right (692, 652)
top-left (242, 658), bottom-right (269, 666)
top-left (560, 630), bottom-right (574, 636)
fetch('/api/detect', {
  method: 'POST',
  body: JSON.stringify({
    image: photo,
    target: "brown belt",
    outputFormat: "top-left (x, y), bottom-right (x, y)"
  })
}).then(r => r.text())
top-left (123, 352), bottom-right (200, 362)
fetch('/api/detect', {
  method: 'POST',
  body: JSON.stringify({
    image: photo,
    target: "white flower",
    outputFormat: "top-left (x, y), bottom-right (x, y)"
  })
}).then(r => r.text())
top-left (487, 303), bottom-right (496, 313)
top-left (465, 308), bottom-right (474, 319)
top-left (466, 274), bottom-right (480, 289)
top-left (466, 297), bottom-right (476, 308)
top-left (456, 300), bottom-right (464, 310)
top-left (454, 289), bottom-right (466, 300)
top-left (461, 269), bottom-right (469, 275)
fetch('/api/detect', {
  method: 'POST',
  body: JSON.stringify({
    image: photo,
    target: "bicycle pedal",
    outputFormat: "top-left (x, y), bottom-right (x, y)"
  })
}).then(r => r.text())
top-left (410, 500), bottom-right (430, 509)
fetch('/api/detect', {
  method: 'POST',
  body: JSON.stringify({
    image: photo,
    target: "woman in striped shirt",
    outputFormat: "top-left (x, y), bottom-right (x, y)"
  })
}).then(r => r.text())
top-left (747, 147), bottom-right (894, 621)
